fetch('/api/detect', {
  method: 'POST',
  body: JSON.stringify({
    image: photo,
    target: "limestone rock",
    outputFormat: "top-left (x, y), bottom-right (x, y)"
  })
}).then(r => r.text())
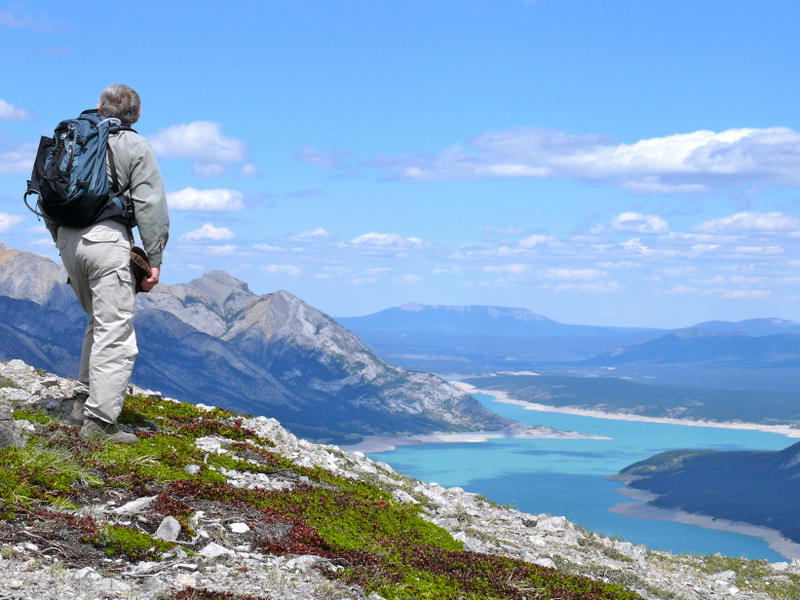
top-left (0, 403), bottom-right (24, 449)
top-left (154, 516), bottom-right (182, 542)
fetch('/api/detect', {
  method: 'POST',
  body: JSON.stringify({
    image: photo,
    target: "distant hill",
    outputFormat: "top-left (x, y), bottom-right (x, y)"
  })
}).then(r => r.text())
top-left (337, 302), bottom-right (666, 372)
top-left (571, 328), bottom-right (800, 392)
top-left (621, 442), bottom-right (800, 544)
top-left (462, 374), bottom-right (800, 426)
top-left (689, 318), bottom-right (800, 337)
top-left (0, 242), bottom-right (512, 443)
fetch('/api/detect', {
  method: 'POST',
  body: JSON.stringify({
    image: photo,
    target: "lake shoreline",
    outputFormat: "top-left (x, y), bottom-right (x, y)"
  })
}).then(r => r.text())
top-left (453, 381), bottom-right (800, 439)
top-left (341, 423), bottom-right (610, 454)
top-left (610, 485), bottom-right (800, 560)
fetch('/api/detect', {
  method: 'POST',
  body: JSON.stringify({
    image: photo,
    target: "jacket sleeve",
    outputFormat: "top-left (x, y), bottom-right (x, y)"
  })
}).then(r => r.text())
top-left (126, 137), bottom-right (170, 268)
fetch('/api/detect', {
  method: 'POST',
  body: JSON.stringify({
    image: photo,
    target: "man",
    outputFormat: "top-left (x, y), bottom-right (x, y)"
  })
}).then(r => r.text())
top-left (50, 84), bottom-right (170, 444)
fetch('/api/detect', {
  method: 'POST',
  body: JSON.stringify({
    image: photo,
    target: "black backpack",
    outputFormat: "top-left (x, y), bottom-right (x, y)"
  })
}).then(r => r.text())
top-left (24, 109), bottom-right (136, 228)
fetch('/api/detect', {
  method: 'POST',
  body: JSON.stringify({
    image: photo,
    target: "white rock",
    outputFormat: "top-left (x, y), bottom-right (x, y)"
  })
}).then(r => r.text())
top-left (154, 516), bottom-right (182, 542)
top-left (229, 522), bottom-right (250, 534)
top-left (533, 558), bottom-right (557, 569)
top-left (73, 567), bottom-right (102, 581)
top-left (184, 464), bottom-right (201, 475)
top-left (199, 542), bottom-right (234, 558)
top-left (391, 489), bottom-right (418, 504)
top-left (111, 495), bottom-right (157, 515)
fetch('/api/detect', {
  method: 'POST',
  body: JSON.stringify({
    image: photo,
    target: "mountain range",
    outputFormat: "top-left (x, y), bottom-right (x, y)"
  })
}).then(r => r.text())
top-left (0, 241), bottom-right (511, 443)
top-left (340, 302), bottom-right (800, 393)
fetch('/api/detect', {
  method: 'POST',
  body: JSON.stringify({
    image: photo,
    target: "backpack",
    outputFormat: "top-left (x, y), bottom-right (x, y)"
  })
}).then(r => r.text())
top-left (24, 109), bottom-right (136, 229)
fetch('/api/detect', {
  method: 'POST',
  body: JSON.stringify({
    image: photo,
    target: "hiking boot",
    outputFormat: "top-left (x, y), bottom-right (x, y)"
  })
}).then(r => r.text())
top-left (66, 393), bottom-right (88, 426)
top-left (79, 417), bottom-right (139, 444)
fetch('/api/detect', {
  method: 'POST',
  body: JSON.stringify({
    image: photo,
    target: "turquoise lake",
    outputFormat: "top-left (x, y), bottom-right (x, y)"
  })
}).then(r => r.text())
top-left (366, 393), bottom-right (797, 562)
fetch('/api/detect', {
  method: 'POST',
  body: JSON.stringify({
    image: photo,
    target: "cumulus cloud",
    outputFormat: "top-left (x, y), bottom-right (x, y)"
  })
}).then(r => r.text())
top-left (350, 232), bottom-right (423, 247)
top-left (365, 126), bottom-right (800, 193)
top-left (296, 146), bottom-right (355, 169)
top-left (518, 234), bottom-right (556, 247)
top-left (483, 264), bottom-right (528, 274)
top-left (290, 227), bottom-right (334, 242)
top-left (545, 268), bottom-right (607, 280)
top-left (399, 274), bottom-right (421, 285)
top-left (667, 285), bottom-right (697, 295)
top-left (610, 212), bottom-right (668, 234)
top-left (150, 122), bottom-right (248, 176)
top-left (181, 223), bottom-right (236, 241)
top-left (240, 163), bottom-right (260, 177)
top-left (0, 213), bottom-right (24, 234)
top-left (254, 243), bottom-right (283, 252)
top-left (263, 264), bottom-right (301, 276)
top-left (167, 188), bottom-right (245, 212)
top-left (692, 211), bottom-right (800, 234)
top-left (555, 282), bottom-right (620, 293)
top-left (0, 100), bottom-right (34, 121)
top-left (708, 288), bottom-right (771, 299)
top-left (207, 245), bottom-right (236, 255)
top-left (0, 142), bottom-right (35, 174)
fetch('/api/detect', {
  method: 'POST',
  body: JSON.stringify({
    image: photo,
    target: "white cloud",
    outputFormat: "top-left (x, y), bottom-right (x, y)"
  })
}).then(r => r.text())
top-left (0, 142), bottom-right (36, 174)
top-left (545, 268), bottom-right (606, 280)
top-left (0, 100), bottom-right (33, 121)
top-left (290, 227), bottom-right (333, 242)
top-left (667, 285), bottom-right (697, 295)
top-left (181, 223), bottom-right (236, 241)
top-left (597, 261), bottom-right (640, 269)
top-left (207, 245), bottom-right (236, 255)
top-left (732, 246), bottom-right (784, 255)
top-left (663, 266), bottom-right (696, 277)
top-left (254, 243), bottom-right (283, 251)
top-left (240, 163), bottom-right (260, 177)
top-left (610, 212), bottom-right (668, 234)
top-left (708, 288), bottom-right (772, 299)
top-left (263, 264), bottom-right (301, 276)
top-left (0, 213), bottom-right (24, 233)
top-left (518, 234), bottom-right (556, 247)
top-left (150, 122), bottom-right (248, 176)
top-left (483, 264), bottom-right (528, 274)
top-left (555, 282), bottom-right (620, 293)
top-left (350, 232), bottom-right (423, 247)
top-left (296, 146), bottom-right (354, 169)
top-left (167, 188), bottom-right (245, 212)
top-left (692, 211), bottom-right (800, 234)
top-left (366, 126), bottom-right (800, 192)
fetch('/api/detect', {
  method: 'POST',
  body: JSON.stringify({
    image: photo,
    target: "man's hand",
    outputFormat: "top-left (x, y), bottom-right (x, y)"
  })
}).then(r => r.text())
top-left (141, 266), bottom-right (160, 292)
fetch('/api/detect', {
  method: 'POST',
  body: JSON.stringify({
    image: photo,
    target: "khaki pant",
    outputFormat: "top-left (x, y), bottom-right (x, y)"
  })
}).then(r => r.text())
top-left (56, 220), bottom-right (137, 424)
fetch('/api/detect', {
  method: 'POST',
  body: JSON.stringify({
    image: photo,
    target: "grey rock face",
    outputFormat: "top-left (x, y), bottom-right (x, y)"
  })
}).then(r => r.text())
top-left (0, 402), bottom-right (24, 449)
top-left (154, 516), bottom-right (182, 542)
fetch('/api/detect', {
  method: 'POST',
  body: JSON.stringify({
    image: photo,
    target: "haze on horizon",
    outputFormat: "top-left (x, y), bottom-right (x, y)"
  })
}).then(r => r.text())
top-left (2, 1), bottom-right (800, 329)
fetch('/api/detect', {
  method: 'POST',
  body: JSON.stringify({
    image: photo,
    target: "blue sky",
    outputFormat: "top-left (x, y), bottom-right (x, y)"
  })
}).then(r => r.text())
top-left (2, 0), bottom-right (800, 328)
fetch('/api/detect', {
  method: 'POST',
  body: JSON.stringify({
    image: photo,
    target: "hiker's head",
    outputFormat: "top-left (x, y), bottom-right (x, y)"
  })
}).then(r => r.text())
top-left (97, 84), bottom-right (141, 126)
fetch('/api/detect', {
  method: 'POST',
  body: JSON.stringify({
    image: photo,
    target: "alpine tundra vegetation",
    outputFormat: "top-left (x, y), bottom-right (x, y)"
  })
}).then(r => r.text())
top-left (1, 359), bottom-right (800, 599)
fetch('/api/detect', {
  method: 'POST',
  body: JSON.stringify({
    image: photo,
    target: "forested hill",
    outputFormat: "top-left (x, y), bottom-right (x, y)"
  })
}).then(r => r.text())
top-left (621, 441), bottom-right (800, 544)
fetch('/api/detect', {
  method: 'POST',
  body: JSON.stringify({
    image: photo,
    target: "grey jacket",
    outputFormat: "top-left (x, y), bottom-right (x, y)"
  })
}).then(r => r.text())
top-left (47, 128), bottom-right (170, 268)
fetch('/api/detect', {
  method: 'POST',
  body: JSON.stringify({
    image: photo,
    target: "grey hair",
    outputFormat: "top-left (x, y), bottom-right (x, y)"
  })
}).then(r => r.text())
top-left (98, 84), bottom-right (141, 126)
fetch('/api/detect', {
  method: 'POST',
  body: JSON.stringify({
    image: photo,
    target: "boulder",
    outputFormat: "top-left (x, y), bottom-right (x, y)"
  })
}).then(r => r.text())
top-left (0, 403), bottom-right (24, 449)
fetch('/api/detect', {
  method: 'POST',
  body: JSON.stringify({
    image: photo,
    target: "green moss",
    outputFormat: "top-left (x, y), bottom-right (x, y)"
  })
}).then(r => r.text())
top-left (0, 376), bottom-right (19, 389)
top-left (13, 407), bottom-right (52, 424)
top-left (0, 443), bottom-right (101, 508)
top-left (86, 524), bottom-right (175, 558)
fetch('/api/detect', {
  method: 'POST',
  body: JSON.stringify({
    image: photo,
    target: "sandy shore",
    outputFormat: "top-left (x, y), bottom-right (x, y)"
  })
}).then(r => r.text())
top-left (341, 424), bottom-right (610, 454)
top-left (610, 485), bottom-right (800, 560)
top-left (453, 381), bottom-right (800, 439)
